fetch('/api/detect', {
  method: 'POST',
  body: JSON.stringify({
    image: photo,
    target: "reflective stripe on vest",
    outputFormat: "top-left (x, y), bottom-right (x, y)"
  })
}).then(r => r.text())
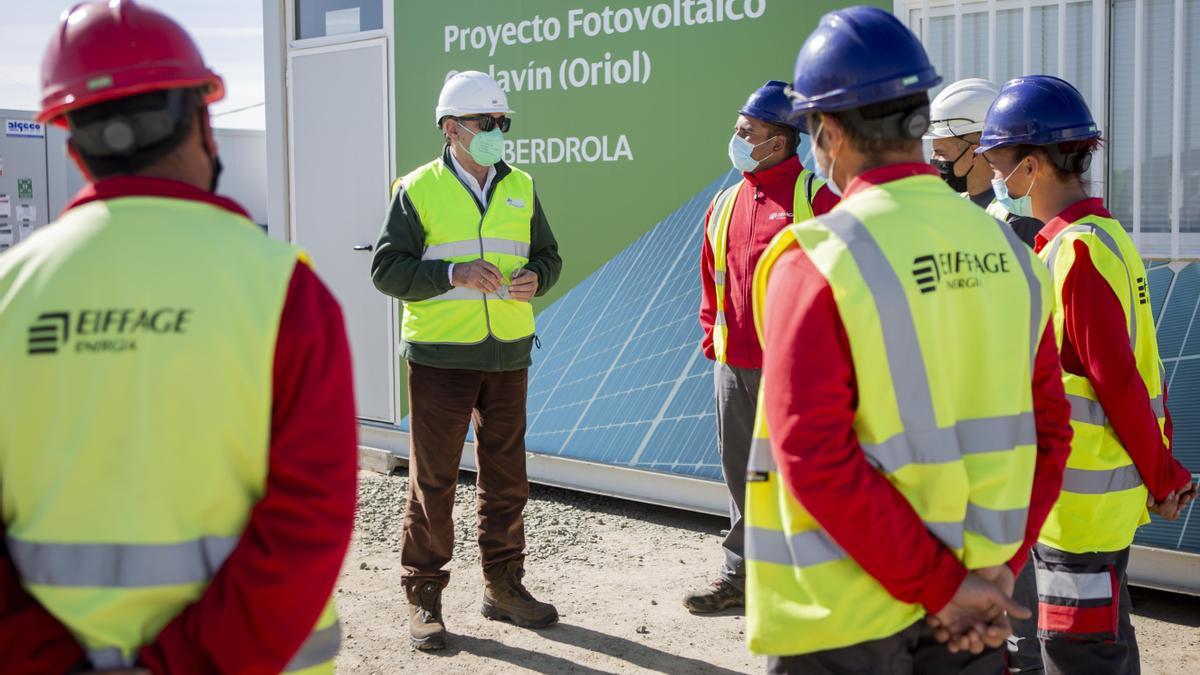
top-left (706, 170), bottom-right (821, 363)
top-left (6, 536), bottom-right (237, 587)
top-left (744, 174), bottom-right (1051, 656)
top-left (19, 536), bottom-right (341, 672)
top-left (1037, 214), bottom-right (1163, 554)
top-left (286, 619), bottom-right (342, 672)
top-left (84, 621), bottom-right (341, 671)
top-left (0, 196), bottom-right (341, 669)
top-left (1061, 465), bottom-right (1144, 494)
top-left (744, 526), bottom-right (844, 567)
top-left (421, 237), bottom-right (532, 304)
top-left (423, 238), bottom-right (531, 261)
top-left (85, 620), bottom-right (340, 671)
top-left (398, 158), bottom-right (536, 345)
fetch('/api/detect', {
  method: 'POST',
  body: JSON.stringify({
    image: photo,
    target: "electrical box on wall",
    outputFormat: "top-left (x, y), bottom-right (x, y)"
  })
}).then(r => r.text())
top-left (0, 110), bottom-right (267, 253)
top-left (0, 111), bottom-right (52, 253)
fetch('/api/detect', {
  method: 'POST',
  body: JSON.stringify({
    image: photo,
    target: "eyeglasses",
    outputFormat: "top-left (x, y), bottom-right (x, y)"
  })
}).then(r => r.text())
top-left (456, 115), bottom-right (511, 133)
top-left (929, 117), bottom-right (980, 142)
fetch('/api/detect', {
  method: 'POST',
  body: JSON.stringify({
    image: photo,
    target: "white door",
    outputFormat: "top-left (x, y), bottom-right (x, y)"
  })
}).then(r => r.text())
top-left (287, 38), bottom-right (395, 422)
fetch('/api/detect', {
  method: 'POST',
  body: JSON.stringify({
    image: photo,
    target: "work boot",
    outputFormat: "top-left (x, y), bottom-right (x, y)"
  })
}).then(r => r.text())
top-left (682, 578), bottom-right (743, 614)
top-left (481, 561), bottom-right (559, 628)
top-left (407, 580), bottom-right (446, 650)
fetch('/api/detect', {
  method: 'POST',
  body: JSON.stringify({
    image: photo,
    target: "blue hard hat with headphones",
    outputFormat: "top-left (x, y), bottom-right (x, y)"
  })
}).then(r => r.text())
top-left (740, 80), bottom-right (806, 132)
top-left (788, 6), bottom-right (941, 119)
top-left (976, 75), bottom-right (1100, 154)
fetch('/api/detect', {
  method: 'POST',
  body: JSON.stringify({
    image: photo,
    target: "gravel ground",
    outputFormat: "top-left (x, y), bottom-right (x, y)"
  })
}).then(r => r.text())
top-left (336, 469), bottom-right (1199, 674)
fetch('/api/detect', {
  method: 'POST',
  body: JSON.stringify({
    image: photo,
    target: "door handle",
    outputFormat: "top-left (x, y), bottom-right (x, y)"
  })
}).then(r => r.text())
top-left (353, 244), bottom-right (374, 251)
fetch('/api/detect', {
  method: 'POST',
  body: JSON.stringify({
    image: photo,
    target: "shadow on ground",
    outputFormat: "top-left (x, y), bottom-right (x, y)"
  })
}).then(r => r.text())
top-left (417, 622), bottom-right (746, 675)
top-left (1131, 588), bottom-right (1200, 628)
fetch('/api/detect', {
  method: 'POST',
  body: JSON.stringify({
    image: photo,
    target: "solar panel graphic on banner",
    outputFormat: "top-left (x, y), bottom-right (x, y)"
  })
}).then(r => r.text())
top-left (1134, 261), bottom-right (1200, 554)
top-left (523, 170), bottom-right (742, 481)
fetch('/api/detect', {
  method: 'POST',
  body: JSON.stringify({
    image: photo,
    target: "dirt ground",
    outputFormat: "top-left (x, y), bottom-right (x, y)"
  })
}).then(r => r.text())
top-left (335, 469), bottom-right (1200, 674)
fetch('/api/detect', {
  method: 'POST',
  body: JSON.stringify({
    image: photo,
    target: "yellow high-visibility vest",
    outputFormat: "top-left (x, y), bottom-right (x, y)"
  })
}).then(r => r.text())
top-left (0, 195), bottom-right (338, 673)
top-left (1037, 212), bottom-right (1165, 553)
top-left (706, 169), bottom-right (823, 363)
top-left (744, 173), bottom-right (1052, 656)
top-left (392, 158), bottom-right (536, 345)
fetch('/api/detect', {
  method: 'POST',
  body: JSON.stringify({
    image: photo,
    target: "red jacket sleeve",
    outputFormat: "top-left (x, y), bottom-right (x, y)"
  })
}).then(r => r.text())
top-left (810, 183), bottom-right (840, 217)
top-left (762, 248), bottom-right (966, 614)
top-left (699, 201), bottom-right (717, 361)
top-left (1061, 242), bottom-right (1192, 500)
top-left (1008, 323), bottom-right (1073, 574)
top-left (139, 261), bottom-right (358, 673)
top-left (0, 523), bottom-right (85, 672)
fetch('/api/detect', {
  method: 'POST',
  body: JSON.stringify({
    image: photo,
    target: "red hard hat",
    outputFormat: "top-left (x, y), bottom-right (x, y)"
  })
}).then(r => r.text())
top-left (37, 0), bottom-right (224, 126)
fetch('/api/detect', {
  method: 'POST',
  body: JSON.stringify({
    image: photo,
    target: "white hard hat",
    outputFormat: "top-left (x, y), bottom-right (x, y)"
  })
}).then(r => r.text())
top-left (924, 78), bottom-right (1000, 139)
top-left (434, 70), bottom-right (513, 127)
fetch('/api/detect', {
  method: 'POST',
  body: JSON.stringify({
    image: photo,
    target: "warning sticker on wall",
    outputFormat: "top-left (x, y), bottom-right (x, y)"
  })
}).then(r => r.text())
top-left (17, 178), bottom-right (33, 200)
top-left (17, 203), bottom-right (35, 222)
top-left (0, 194), bottom-right (10, 218)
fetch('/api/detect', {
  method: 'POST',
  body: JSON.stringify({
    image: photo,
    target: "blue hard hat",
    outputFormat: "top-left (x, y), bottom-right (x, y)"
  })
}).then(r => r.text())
top-left (788, 6), bottom-right (941, 118)
top-left (740, 80), bottom-right (806, 132)
top-left (976, 75), bottom-right (1099, 154)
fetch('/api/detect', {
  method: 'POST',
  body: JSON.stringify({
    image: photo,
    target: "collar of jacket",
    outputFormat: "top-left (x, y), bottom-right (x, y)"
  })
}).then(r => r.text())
top-left (840, 163), bottom-right (940, 200)
top-left (969, 186), bottom-right (995, 209)
top-left (64, 175), bottom-right (252, 219)
top-left (441, 144), bottom-right (512, 184)
top-left (1034, 197), bottom-right (1112, 252)
top-left (743, 153), bottom-right (803, 189)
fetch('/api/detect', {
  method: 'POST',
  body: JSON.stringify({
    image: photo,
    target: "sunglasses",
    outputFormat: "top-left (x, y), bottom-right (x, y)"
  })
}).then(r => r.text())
top-left (456, 115), bottom-right (511, 133)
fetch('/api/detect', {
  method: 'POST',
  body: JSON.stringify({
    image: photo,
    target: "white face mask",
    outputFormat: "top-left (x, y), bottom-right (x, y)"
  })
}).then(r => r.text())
top-left (728, 133), bottom-right (777, 173)
top-left (991, 159), bottom-right (1036, 218)
top-left (812, 119), bottom-right (842, 197)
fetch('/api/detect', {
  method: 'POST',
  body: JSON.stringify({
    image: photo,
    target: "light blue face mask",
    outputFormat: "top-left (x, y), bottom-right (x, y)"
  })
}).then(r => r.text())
top-left (992, 159), bottom-right (1036, 218)
top-left (457, 123), bottom-right (505, 166)
top-left (811, 119), bottom-right (842, 197)
top-left (728, 133), bottom-right (777, 173)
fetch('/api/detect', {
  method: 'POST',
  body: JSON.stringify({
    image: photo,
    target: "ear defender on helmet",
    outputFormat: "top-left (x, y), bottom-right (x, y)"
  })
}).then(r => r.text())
top-left (832, 100), bottom-right (932, 141)
top-left (67, 89), bottom-right (196, 159)
top-left (1045, 143), bottom-right (1095, 174)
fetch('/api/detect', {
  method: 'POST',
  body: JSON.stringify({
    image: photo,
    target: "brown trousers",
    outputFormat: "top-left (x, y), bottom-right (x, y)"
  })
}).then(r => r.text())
top-left (401, 362), bottom-right (529, 590)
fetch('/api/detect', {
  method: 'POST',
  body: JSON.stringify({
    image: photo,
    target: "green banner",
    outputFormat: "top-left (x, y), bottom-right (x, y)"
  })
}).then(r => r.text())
top-left (393, 0), bottom-right (883, 310)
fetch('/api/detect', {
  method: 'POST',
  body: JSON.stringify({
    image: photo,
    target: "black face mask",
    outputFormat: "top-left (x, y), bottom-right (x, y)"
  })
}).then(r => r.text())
top-left (931, 144), bottom-right (974, 193)
top-left (198, 108), bottom-right (223, 193)
top-left (209, 154), bottom-right (223, 193)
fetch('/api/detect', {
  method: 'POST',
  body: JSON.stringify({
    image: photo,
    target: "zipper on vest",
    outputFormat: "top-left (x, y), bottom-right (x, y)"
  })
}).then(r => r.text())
top-left (445, 159), bottom-right (502, 344)
top-left (444, 158), bottom-right (504, 345)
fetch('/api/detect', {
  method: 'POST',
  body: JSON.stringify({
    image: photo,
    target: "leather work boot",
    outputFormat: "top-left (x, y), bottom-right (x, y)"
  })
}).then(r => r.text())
top-left (481, 562), bottom-right (559, 628)
top-left (682, 578), bottom-right (744, 614)
top-left (407, 580), bottom-right (447, 650)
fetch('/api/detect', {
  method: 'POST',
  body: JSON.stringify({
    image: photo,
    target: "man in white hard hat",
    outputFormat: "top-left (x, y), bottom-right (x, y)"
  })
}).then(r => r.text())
top-left (371, 70), bottom-right (562, 650)
top-left (925, 78), bottom-right (1042, 247)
